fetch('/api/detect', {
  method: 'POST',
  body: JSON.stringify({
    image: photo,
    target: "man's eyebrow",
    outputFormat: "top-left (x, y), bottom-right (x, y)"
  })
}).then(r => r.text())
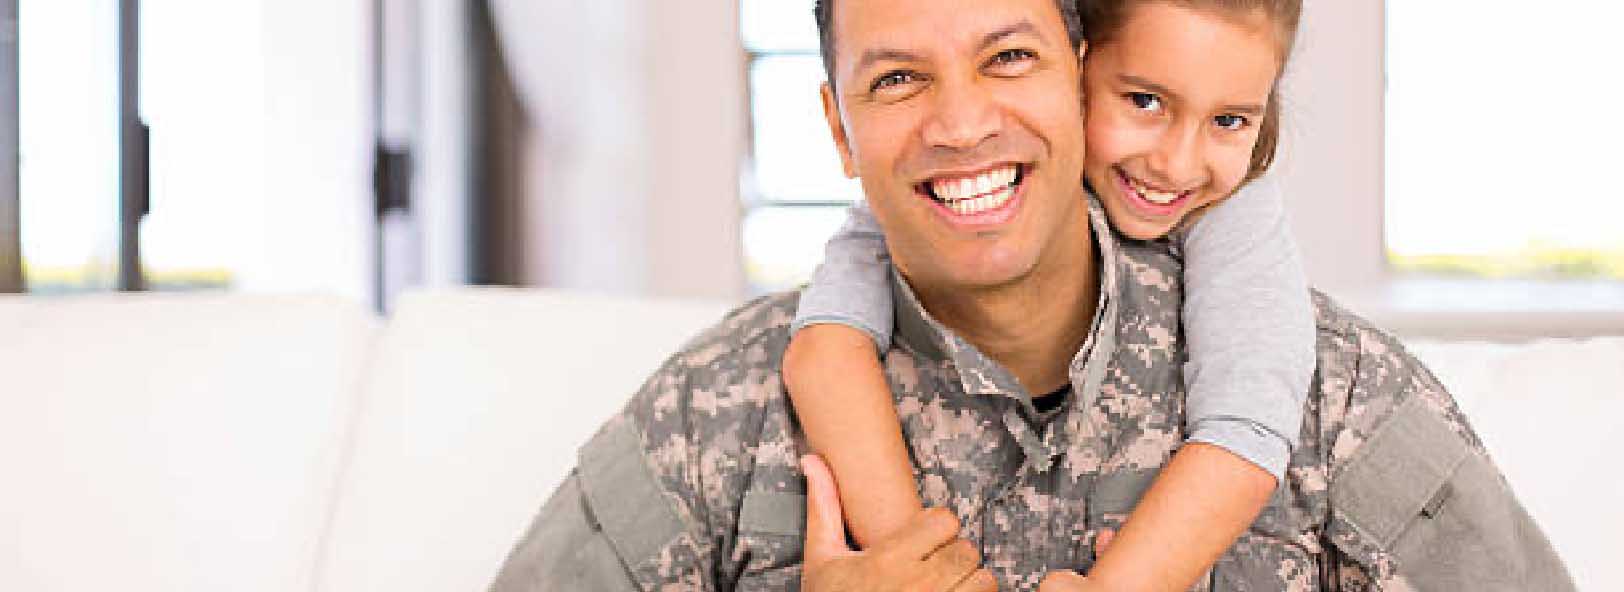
top-left (852, 20), bottom-right (1045, 75)
top-left (978, 20), bottom-right (1044, 53)
top-left (855, 48), bottom-right (924, 74)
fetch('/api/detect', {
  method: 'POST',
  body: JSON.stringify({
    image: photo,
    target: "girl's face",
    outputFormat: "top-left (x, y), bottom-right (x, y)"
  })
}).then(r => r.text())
top-left (1082, 2), bottom-right (1282, 240)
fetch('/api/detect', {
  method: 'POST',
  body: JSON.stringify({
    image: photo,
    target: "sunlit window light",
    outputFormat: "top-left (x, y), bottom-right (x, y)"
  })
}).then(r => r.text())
top-left (1386, 2), bottom-right (1624, 279)
top-left (739, 0), bottom-right (862, 293)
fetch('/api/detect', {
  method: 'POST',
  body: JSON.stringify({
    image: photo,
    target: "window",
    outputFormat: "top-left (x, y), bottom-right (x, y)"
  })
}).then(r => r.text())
top-left (18, 0), bottom-right (372, 300)
top-left (18, 0), bottom-right (120, 293)
top-left (1385, 2), bottom-right (1624, 279)
top-left (739, 0), bottom-right (861, 292)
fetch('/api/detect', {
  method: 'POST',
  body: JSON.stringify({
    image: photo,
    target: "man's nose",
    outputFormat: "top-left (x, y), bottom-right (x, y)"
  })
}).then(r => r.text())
top-left (1147, 122), bottom-right (1206, 189)
top-left (921, 77), bottom-right (1000, 151)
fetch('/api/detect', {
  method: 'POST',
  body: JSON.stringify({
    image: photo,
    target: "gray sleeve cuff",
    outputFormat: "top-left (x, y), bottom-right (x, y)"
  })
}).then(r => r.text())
top-left (788, 312), bottom-right (892, 353)
top-left (791, 202), bottom-right (895, 351)
top-left (1187, 416), bottom-right (1292, 480)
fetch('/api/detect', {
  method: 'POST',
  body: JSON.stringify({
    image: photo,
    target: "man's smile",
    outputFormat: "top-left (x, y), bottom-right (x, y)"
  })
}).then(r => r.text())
top-left (914, 163), bottom-right (1028, 226)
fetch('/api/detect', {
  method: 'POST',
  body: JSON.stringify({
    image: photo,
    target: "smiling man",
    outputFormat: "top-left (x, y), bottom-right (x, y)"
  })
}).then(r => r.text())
top-left (819, 0), bottom-right (1098, 402)
top-left (487, 0), bottom-right (1572, 590)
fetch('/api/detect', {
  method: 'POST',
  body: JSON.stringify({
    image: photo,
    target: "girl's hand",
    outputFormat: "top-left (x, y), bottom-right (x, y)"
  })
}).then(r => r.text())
top-left (1095, 529), bottom-right (1116, 554)
top-left (1036, 571), bottom-right (1103, 592)
top-left (1035, 530), bottom-right (1118, 592)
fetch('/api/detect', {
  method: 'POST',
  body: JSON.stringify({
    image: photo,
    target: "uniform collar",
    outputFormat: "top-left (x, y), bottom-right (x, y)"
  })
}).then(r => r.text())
top-left (890, 195), bottom-right (1122, 410)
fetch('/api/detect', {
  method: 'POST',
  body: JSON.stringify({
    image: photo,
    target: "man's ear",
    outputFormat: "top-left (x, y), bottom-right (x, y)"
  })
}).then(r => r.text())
top-left (821, 83), bottom-right (858, 179)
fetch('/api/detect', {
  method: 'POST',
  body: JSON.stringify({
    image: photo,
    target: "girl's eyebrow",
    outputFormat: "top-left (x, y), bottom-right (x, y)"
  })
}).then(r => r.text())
top-left (1221, 103), bottom-right (1266, 116)
top-left (1118, 74), bottom-right (1178, 101)
top-left (1119, 74), bottom-right (1265, 115)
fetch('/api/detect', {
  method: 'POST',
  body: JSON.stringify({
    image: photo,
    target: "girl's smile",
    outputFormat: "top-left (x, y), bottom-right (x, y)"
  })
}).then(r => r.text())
top-left (1114, 165), bottom-right (1198, 218)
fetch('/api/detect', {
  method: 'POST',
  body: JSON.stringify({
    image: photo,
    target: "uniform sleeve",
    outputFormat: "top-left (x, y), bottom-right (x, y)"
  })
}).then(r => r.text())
top-left (791, 200), bottom-right (897, 352)
top-left (1175, 177), bottom-right (1316, 479)
top-left (489, 417), bottom-right (715, 591)
top-left (488, 473), bottom-right (644, 592)
top-left (1307, 296), bottom-right (1577, 591)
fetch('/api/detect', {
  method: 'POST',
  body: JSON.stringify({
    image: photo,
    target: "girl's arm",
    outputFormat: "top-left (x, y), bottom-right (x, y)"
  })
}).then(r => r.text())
top-left (785, 201), bottom-right (924, 549)
top-left (1178, 175), bottom-right (1315, 480)
top-left (1086, 178), bottom-right (1317, 591)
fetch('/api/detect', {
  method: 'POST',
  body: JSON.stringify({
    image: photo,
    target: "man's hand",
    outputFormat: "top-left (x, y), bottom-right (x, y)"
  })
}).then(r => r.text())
top-left (800, 455), bottom-right (998, 592)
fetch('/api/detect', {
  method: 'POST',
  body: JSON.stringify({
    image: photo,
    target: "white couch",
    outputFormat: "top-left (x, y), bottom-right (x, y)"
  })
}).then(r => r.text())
top-left (2, 289), bottom-right (1619, 591)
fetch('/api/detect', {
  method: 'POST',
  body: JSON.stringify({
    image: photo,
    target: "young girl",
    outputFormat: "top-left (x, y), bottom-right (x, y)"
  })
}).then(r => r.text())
top-left (787, 0), bottom-right (1309, 589)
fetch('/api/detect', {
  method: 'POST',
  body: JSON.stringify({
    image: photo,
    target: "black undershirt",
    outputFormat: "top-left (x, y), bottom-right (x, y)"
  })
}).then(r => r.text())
top-left (1032, 384), bottom-right (1072, 414)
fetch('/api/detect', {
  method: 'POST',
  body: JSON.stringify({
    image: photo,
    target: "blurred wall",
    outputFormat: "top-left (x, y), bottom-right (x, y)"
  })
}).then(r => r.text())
top-left (491, 0), bottom-right (746, 301)
top-left (644, 0), bottom-right (747, 301)
top-left (486, 0), bottom-right (1384, 304)
top-left (1272, 0), bottom-right (1385, 300)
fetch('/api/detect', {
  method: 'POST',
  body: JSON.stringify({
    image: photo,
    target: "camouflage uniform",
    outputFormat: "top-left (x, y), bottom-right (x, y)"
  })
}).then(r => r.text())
top-left (491, 199), bottom-right (1574, 591)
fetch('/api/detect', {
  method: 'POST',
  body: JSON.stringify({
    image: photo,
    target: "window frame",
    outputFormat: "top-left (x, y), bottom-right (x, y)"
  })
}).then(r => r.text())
top-left (0, 0), bottom-right (17, 293)
top-left (1281, 0), bottom-right (1624, 341)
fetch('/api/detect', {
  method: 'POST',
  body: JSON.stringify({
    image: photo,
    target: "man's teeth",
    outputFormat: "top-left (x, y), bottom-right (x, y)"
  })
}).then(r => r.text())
top-left (1126, 175), bottom-right (1183, 205)
top-left (943, 186), bottom-right (1015, 215)
top-left (930, 165), bottom-right (1019, 215)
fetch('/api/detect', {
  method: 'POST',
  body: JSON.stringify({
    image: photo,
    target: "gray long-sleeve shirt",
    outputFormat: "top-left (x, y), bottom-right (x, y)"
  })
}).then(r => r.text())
top-left (792, 179), bottom-right (1315, 478)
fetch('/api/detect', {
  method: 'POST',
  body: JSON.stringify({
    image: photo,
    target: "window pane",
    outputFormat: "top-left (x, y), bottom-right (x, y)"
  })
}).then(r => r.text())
top-left (19, 0), bottom-right (121, 293)
top-left (139, 1), bottom-right (265, 291)
top-left (747, 54), bottom-right (861, 204)
top-left (20, 1), bottom-right (371, 298)
top-left (1385, 3), bottom-right (1624, 278)
top-left (741, 0), bottom-right (818, 54)
top-left (139, 1), bottom-right (371, 299)
top-left (742, 205), bottom-right (849, 292)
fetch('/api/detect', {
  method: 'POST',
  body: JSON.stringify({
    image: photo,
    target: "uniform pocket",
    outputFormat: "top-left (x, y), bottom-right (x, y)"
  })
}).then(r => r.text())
top-left (1332, 397), bottom-right (1575, 591)
top-left (733, 490), bottom-right (807, 586)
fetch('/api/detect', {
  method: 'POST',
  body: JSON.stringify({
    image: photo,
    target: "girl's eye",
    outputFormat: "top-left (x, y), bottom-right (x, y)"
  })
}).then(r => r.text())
top-left (1128, 92), bottom-right (1162, 112)
top-left (871, 70), bottom-right (921, 93)
top-left (1215, 114), bottom-right (1249, 130)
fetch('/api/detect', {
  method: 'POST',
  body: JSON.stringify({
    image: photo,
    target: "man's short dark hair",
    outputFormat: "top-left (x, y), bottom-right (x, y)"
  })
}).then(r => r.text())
top-left (813, 0), bottom-right (1084, 88)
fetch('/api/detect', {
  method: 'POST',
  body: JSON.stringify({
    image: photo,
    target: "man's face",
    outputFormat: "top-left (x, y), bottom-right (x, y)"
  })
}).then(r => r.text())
top-left (821, 0), bottom-right (1089, 291)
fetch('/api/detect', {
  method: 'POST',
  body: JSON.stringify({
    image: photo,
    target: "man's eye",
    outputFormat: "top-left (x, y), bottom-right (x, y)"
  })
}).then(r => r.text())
top-left (1215, 114), bottom-right (1249, 130)
top-left (871, 70), bottom-right (920, 92)
top-left (1128, 92), bottom-right (1162, 112)
top-left (988, 48), bottom-right (1037, 67)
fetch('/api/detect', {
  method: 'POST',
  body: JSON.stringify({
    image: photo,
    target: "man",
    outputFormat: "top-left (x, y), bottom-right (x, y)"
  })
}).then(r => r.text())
top-left (488, 0), bottom-right (1573, 589)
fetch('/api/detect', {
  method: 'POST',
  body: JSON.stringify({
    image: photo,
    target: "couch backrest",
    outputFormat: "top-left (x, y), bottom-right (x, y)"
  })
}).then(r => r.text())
top-left (0, 294), bottom-right (377, 592)
top-left (6, 290), bottom-right (1615, 591)
top-left (315, 288), bottom-right (735, 592)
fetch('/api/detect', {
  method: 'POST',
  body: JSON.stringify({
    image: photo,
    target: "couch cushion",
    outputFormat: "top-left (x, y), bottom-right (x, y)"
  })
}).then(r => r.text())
top-left (0, 293), bottom-right (377, 592)
top-left (316, 288), bottom-right (733, 592)
top-left (1405, 337), bottom-right (1624, 590)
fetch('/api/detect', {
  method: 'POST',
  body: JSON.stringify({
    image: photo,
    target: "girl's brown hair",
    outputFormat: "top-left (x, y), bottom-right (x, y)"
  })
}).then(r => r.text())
top-left (1078, 0), bottom-right (1302, 183)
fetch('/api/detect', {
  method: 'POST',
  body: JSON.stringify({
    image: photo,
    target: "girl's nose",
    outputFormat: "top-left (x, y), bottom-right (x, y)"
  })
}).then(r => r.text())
top-left (1147, 123), bottom-right (1206, 190)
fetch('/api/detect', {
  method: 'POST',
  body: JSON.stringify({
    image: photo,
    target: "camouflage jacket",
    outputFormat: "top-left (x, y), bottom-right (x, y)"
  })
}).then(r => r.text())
top-left (491, 201), bottom-right (1573, 591)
